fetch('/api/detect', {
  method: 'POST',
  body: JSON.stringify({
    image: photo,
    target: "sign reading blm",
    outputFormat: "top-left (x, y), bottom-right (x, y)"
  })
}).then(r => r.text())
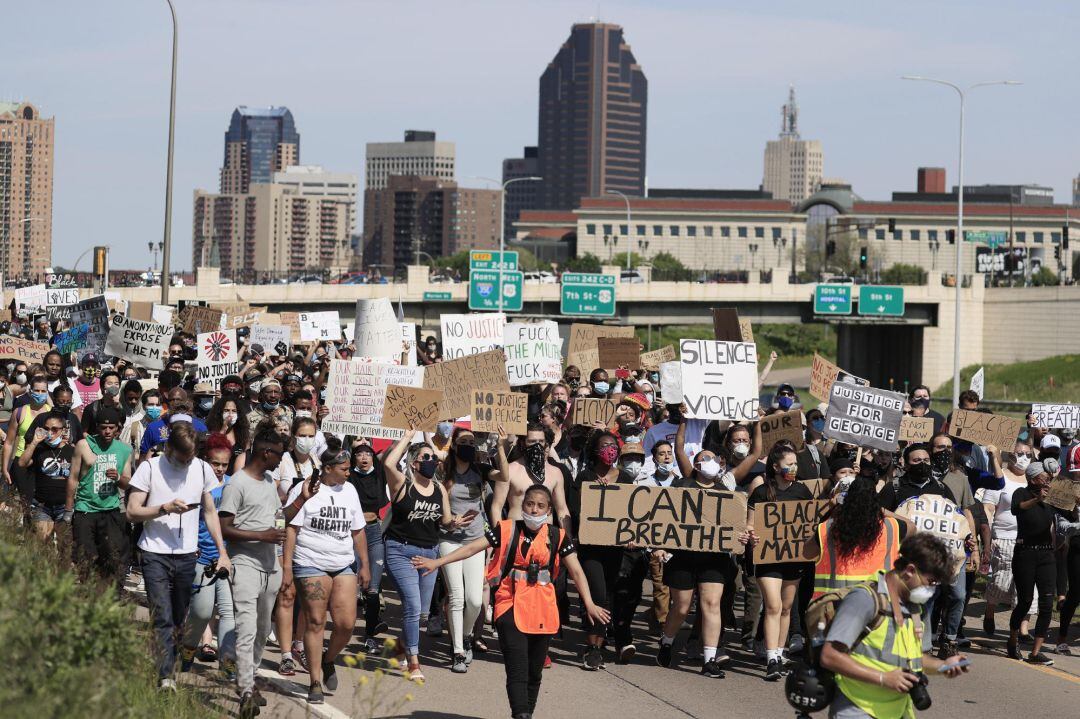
top-left (823, 383), bottom-right (904, 452)
top-left (679, 339), bottom-right (759, 421)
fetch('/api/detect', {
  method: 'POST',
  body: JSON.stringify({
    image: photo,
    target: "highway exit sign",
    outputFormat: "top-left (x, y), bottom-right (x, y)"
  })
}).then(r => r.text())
top-left (813, 284), bottom-right (852, 315)
top-left (468, 269), bottom-right (523, 312)
top-left (469, 250), bottom-right (518, 271)
top-left (858, 285), bottom-right (905, 317)
top-left (560, 272), bottom-right (616, 317)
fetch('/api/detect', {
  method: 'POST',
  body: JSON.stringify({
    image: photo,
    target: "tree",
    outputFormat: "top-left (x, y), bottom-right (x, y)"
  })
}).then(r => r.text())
top-left (650, 251), bottom-right (693, 281)
top-left (1030, 265), bottom-right (1058, 287)
top-left (801, 223), bottom-right (861, 277)
top-left (879, 263), bottom-right (927, 285)
top-left (609, 252), bottom-right (644, 269)
top-left (564, 253), bottom-right (602, 273)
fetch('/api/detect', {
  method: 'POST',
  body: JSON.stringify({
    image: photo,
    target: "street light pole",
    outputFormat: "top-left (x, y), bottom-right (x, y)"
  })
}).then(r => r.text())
top-left (160, 0), bottom-right (178, 306)
top-left (902, 76), bottom-right (1020, 409)
top-left (469, 175), bottom-right (542, 313)
top-left (606, 190), bottom-right (633, 271)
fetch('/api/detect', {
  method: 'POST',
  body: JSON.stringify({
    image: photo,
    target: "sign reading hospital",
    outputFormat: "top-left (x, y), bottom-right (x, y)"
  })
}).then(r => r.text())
top-left (678, 339), bottom-right (759, 421)
top-left (822, 383), bottom-right (905, 452)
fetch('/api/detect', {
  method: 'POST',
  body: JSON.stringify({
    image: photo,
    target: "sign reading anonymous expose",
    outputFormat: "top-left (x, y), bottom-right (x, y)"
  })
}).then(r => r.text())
top-left (578, 483), bottom-right (747, 552)
top-left (105, 314), bottom-right (173, 367)
top-left (822, 383), bottom-right (905, 452)
top-left (679, 339), bottom-right (759, 421)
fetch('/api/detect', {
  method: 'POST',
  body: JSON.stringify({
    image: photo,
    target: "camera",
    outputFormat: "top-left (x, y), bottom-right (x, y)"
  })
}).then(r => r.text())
top-left (908, 672), bottom-right (931, 711)
top-left (204, 559), bottom-right (230, 582)
top-left (526, 559), bottom-right (540, 585)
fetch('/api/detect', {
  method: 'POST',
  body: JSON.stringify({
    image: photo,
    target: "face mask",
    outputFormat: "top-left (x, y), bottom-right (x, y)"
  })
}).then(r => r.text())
top-left (655, 461), bottom-right (675, 478)
top-left (731, 442), bottom-right (750, 458)
top-left (1014, 455), bottom-right (1031, 471)
top-left (930, 450), bottom-right (951, 473)
top-left (593, 381), bottom-right (610, 395)
top-left (908, 585), bottom-right (936, 605)
top-left (353, 465), bottom-right (374, 476)
top-left (811, 418), bottom-right (825, 433)
top-left (648, 372), bottom-right (660, 384)
top-left (436, 421), bottom-right (453, 438)
top-left (906, 462), bottom-right (932, 482)
top-left (15, 373), bottom-right (27, 384)
top-left (294, 409), bottom-right (313, 419)
top-left (261, 400), bottom-right (279, 412)
top-left (197, 398), bottom-right (214, 414)
top-left (622, 460), bottom-right (643, 476)
top-left (777, 395), bottom-right (794, 410)
top-left (1040, 449), bottom-right (1061, 463)
top-left (523, 512), bottom-right (549, 531)
top-left (294, 436), bottom-right (316, 455)
top-left (698, 459), bottom-right (721, 479)
top-left (145, 406), bottom-right (163, 421)
top-left (30, 391), bottom-right (48, 404)
top-left (45, 435), bottom-right (63, 448)
top-left (597, 444), bottom-right (619, 466)
top-left (911, 398), bottom-right (930, 410)
top-left (455, 444), bottom-right (477, 463)
top-left (525, 443), bottom-right (547, 479)
top-left (779, 465), bottom-right (798, 481)
top-left (55, 403), bottom-right (72, 415)
top-left (104, 385), bottom-right (120, 397)
top-left (417, 458), bottom-right (438, 479)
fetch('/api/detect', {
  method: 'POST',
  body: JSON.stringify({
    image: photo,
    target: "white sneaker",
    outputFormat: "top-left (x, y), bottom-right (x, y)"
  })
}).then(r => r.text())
top-left (159, 678), bottom-right (177, 691)
top-left (1056, 642), bottom-right (1073, 655)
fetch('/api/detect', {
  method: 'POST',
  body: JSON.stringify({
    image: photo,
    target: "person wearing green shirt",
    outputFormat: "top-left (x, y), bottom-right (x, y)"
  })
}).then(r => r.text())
top-left (66, 406), bottom-right (132, 589)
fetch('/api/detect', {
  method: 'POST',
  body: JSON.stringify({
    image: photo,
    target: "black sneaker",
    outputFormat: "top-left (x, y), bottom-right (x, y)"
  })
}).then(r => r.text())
top-left (322, 660), bottom-right (338, 691)
top-left (937, 640), bottom-right (958, 661)
top-left (617, 644), bottom-right (636, 664)
top-left (1006, 642), bottom-right (1023, 660)
top-left (701, 659), bottom-right (725, 678)
top-left (582, 646), bottom-right (604, 671)
top-left (1019, 633), bottom-right (1035, 646)
top-left (368, 621), bottom-right (389, 638)
top-left (983, 616), bottom-right (995, 638)
top-left (250, 688), bottom-right (268, 707)
top-left (1056, 643), bottom-right (1073, 655)
top-left (1026, 652), bottom-right (1055, 666)
top-left (307, 682), bottom-right (324, 705)
top-left (239, 692), bottom-right (261, 719)
top-left (764, 658), bottom-right (784, 681)
top-left (656, 642), bottom-right (673, 668)
top-left (714, 651), bottom-right (732, 668)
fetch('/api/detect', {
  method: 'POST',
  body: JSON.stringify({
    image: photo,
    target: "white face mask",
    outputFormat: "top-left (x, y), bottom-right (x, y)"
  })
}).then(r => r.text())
top-left (731, 442), bottom-right (750, 458)
top-left (621, 460), bottom-right (643, 476)
top-left (1014, 455), bottom-right (1031, 472)
top-left (523, 513), bottom-right (549, 531)
top-left (294, 436), bottom-right (316, 455)
top-left (222, 412), bottom-right (238, 427)
top-left (295, 410), bottom-right (313, 419)
top-left (907, 584), bottom-right (936, 605)
top-left (698, 459), bottom-right (721, 479)
top-left (656, 461), bottom-right (675, 477)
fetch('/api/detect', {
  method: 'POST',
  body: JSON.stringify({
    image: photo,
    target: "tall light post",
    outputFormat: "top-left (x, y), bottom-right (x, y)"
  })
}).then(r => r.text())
top-left (606, 190), bottom-right (633, 271)
top-left (160, 0), bottom-right (179, 305)
top-left (902, 75), bottom-right (1020, 409)
top-left (468, 175), bottom-right (542, 312)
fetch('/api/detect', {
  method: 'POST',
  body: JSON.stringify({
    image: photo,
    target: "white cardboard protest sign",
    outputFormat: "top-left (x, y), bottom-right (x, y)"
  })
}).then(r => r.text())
top-left (1030, 403), bottom-right (1080, 430)
top-left (440, 313), bottom-right (506, 360)
top-left (352, 298), bottom-right (399, 359)
top-left (299, 311), bottom-right (342, 342)
top-left (151, 303), bottom-right (175, 326)
top-left (678, 339), bottom-right (758, 421)
top-left (323, 358), bottom-right (425, 439)
top-left (69, 295), bottom-right (110, 362)
top-left (970, 367), bottom-right (985, 400)
top-left (105, 314), bottom-right (173, 368)
top-left (503, 320), bottom-right (562, 386)
top-left (822, 383), bottom-right (905, 452)
top-left (400, 323), bottom-right (417, 366)
top-left (895, 495), bottom-right (968, 577)
top-left (14, 284), bottom-right (47, 312)
top-left (196, 329), bottom-right (240, 385)
top-left (659, 361), bottom-right (683, 404)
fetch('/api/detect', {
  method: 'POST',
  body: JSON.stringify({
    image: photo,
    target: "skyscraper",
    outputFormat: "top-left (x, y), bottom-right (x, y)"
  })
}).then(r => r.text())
top-left (364, 131), bottom-right (455, 190)
top-left (220, 106), bottom-right (300, 194)
top-left (762, 87), bottom-right (823, 203)
top-left (0, 101), bottom-right (54, 277)
top-left (537, 23), bottom-right (647, 211)
top-left (501, 146), bottom-right (540, 239)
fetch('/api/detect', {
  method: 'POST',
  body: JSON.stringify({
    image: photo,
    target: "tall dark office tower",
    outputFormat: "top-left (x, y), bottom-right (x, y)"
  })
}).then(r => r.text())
top-left (220, 106), bottom-right (300, 194)
top-left (537, 23), bottom-right (647, 210)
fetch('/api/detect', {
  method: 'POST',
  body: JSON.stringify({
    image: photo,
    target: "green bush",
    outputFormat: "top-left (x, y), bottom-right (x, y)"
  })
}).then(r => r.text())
top-left (880, 263), bottom-right (927, 285)
top-left (0, 515), bottom-right (212, 719)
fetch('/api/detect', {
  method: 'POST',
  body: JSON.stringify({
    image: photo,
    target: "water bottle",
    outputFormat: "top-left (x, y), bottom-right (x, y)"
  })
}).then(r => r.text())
top-left (811, 621), bottom-right (826, 650)
top-left (274, 506), bottom-right (286, 532)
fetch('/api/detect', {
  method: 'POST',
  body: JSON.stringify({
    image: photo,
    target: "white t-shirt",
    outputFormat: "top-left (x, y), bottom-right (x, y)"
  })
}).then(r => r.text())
top-left (643, 418), bottom-right (708, 459)
top-left (286, 481), bottom-right (365, 571)
top-left (273, 452), bottom-right (320, 496)
top-left (131, 456), bottom-right (220, 554)
top-left (982, 477), bottom-right (1027, 540)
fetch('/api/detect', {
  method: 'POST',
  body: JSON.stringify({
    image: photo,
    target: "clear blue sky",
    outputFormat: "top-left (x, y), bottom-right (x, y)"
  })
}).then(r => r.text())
top-left (7, 0), bottom-right (1078, 270)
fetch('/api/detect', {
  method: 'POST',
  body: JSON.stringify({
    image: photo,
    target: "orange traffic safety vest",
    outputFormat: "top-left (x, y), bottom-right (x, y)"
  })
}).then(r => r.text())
top-left (485, 519), bottom-right (563, 635)
top-left (812, 516), bottom-right (900, 600)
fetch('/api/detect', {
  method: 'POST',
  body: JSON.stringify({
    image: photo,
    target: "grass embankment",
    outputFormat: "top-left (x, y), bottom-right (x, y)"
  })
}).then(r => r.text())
top-left (637, 323), bottom-right (835, 371)
top-left (935, 355), bottom-right (1080, 404)
top-left (0, 513), bottom-right (213, 719)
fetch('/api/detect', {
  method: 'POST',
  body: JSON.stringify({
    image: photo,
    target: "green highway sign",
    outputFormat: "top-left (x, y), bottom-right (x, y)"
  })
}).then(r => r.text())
top-left (422, 291), bottom-right (452, 301)
top-left (560, 272), bottom-right (616, 317)
top-left (468, 269), bottom-right (523, 312)
top-left (858, 285), bottom-right (905, 317)
top-left (469, 250), bottom-right (518, 271)
top-left (813, 284), bottom-right (853, 315)
top-left (964, 231), bottom-right (1007, 248)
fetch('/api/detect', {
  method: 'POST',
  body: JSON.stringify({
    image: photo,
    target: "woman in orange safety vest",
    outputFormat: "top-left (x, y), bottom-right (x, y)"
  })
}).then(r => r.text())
top-left (413, 484), bottom-right (609, 719)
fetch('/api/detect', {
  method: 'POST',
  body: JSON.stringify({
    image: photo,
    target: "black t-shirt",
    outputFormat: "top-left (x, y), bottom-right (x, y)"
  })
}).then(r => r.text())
top-left (747, 479), bottom-right (814, 507)
top-left (80, 398), bottom-right (122, 436)
top-left (30, 441), bottom-right (74, 505)
top-left (877, 477), bottom-right (957, 513)
top-left (567, 466), bottom-right (635, 537)
top-left (1011, 487), bottom-right (1054, 546)
top-left (349, 465), bottom-right (389, 515)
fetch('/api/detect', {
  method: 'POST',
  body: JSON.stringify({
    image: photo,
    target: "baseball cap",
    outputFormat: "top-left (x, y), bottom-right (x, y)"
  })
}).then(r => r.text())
top-left (250, 343), bottom-right (265, 356)
top-left (80, 353), bottom-right (100, 367)
top-left (1041, 434), bottom-right (1062, 450)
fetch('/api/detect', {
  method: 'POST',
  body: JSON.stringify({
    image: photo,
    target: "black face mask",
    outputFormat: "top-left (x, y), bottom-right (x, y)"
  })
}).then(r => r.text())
top-left (906, 462), bottom-right (933, 483)
top-left (931, 449), bottom-right (952, 473)
top-left (454, 444), bottom-right (477, 464)
top-left (525, 443), bottom-right (547, 481)
top-left (54, 404), bottom-right (72, 416)
top-left (569, 434), bottom-right (588, 453)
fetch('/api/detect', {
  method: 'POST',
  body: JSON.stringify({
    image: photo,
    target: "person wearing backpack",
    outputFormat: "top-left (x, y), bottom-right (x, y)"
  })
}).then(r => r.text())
top-left (412, 484), bottom-right (609, 719)
top-left (818, 534), bottom-right (970, 719)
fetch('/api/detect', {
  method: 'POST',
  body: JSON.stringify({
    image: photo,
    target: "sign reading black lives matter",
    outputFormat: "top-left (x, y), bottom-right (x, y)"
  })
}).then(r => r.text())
top-left (679, 339), bottom-right (759, 421)
top-left (822, 382), bottom-right (905, 452)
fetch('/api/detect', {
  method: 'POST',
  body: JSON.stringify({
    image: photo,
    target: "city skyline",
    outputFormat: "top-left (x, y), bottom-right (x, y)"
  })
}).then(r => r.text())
top-left (5, 0), bottom-right (1079, 270)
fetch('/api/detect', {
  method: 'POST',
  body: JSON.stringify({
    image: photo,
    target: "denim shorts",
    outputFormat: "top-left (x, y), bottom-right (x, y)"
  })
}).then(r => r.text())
top-left (293, 562), bottom-right (357, 579)
top-left (31, 499), bottom-right (67, 523)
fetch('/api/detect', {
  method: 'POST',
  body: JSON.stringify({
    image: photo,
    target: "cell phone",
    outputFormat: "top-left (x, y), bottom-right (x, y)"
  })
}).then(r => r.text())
top-left (937, 658), bottom-right (971, 673)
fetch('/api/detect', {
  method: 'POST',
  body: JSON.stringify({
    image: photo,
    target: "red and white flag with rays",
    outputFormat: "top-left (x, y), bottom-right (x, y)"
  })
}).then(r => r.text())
top-left (197, 329), bottom-right (237, 366)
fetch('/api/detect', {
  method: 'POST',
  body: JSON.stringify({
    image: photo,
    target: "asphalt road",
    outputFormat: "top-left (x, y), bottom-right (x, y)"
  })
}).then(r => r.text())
top-left (226, 589), bottom-right (1080, 719)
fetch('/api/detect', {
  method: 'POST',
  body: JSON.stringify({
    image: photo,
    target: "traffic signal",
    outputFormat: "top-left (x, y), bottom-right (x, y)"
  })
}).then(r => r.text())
top-left (859, 247), bottom-right (868, 269)
top-left (1064, 225), bottom-right (1070, 250)
top-left (826, 240), bottom-right (836, 257)
top-left (888, 218), bottom-right (896, 233)
top-left (93, 246), bottom-right (108, 276)
top-left (1055, 245), bottom-right (1062, 260)
top-left (946, 229), bottom-right (956, 244)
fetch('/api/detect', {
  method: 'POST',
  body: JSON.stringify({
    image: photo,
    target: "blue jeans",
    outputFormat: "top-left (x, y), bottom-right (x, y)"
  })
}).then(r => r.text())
top-left (384, 538), bottom-right (437, 656)
top-left (142, 551), bottom-right (198, 679)
top-left (364, 521), bottom-right (386, 594)
top-left (182, 560), bottom-right (236, 663)
top-left (928, 570), bottom-right (967, 641)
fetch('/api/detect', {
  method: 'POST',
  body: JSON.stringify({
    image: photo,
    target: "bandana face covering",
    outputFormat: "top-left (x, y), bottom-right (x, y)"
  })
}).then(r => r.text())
top-left (525, 443), bottom-right (547, 481)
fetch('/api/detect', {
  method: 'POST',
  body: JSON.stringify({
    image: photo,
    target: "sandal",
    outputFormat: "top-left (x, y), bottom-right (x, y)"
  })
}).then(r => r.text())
top-left (197, 644), bottom-right (218, 662)
top-left (407, 664), bottom-right (425, 683)
top-left (472, 637), bottom-right (489, 654)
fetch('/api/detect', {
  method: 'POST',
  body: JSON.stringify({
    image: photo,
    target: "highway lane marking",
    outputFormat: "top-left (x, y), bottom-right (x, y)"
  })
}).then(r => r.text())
top-left (968, 640), bottom-right (1080, 685)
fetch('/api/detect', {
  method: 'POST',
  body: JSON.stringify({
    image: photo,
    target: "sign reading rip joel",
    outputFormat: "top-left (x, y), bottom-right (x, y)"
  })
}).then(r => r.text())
top-left (679, 339), bottom-right (759, 421)
top-left (948, 408), bottom-right (1021, 452)
top-left (752, 500), bottom-right (827, 565)
top-left (823, 383), bottom-right (905, 452)
top-left (578, 483), bottom-right (747, 553)
top-left (895, 495), bottom-right (967, 577)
